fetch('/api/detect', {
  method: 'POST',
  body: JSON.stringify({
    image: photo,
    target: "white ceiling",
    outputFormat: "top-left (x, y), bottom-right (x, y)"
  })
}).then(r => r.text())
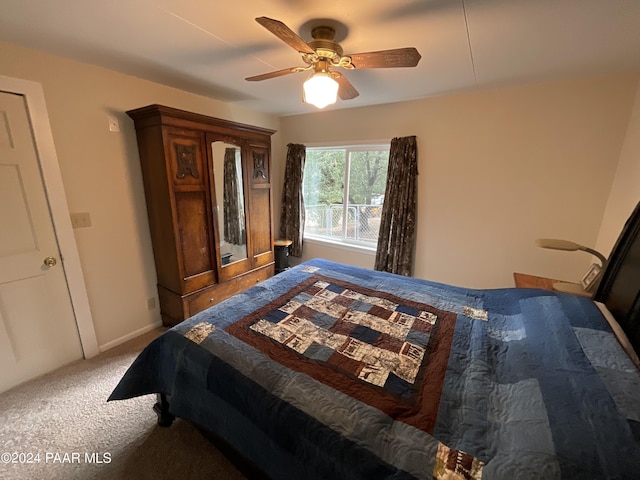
top-left (1, 0), bottom-right (639, 116)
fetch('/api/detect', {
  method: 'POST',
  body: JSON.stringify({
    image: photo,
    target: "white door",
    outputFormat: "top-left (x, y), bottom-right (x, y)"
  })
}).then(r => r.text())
top-left (0, 91), bottom-right (83, 393)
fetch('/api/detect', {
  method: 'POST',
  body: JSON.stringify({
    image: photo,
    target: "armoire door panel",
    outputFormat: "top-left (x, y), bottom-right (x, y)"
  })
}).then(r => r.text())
top-left (174, 191), bottom-right (215, 291)
top-left (246, 143), bottom-right (273, 268)
top-left (167, 132), bottom-right (206, 187)
top-left (248, 145), bottom-right (270, 185)
top-left (250, 188), bottom-right (274, 267)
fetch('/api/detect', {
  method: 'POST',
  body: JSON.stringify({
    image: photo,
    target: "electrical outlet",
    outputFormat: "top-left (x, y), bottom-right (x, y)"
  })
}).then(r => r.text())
top-left (70, 212), bottom-right (92, 229)
top-left (147, 297), bottom-right (156, 310)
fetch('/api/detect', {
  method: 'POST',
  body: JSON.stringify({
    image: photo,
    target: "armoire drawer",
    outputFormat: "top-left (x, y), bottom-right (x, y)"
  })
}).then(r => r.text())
top-left (187, 264), bottom-right (274, 317)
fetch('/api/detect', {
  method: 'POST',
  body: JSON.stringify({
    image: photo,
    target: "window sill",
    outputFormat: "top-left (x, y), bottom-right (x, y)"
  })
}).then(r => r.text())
top-left (303, 236), bottom-right (377, 255)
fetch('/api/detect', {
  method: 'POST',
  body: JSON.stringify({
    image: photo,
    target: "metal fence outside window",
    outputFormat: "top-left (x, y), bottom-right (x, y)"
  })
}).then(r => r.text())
top-left (305, 204), bottom-right (382, 245)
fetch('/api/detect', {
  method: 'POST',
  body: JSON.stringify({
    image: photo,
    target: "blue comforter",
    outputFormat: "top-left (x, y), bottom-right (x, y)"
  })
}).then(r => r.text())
top-left (109, 259), bottom-right (640, 479)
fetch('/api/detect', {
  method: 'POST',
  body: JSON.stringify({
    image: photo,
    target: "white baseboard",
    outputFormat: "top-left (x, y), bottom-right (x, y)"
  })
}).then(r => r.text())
top-left (98, 321), bottom-right (163, 353)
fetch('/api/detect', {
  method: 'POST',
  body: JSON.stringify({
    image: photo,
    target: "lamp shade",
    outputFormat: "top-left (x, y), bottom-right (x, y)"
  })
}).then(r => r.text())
top-left (535, 238), bottom-right (607, 266)
top-left (535, 239), bottom-right (583, 251)
top-left (303, 73), bottom-right (339, 109)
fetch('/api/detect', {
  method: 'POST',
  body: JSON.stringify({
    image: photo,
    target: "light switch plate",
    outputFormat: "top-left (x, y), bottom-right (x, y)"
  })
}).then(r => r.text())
top-left (108, 115), bottom-right (120, 132)
top-left (70, 212), bottom-right (92, 228)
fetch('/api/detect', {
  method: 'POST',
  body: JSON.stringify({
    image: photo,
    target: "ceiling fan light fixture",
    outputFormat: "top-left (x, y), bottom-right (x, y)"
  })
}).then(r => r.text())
top-left (303, 72), bottom-right (339, 109)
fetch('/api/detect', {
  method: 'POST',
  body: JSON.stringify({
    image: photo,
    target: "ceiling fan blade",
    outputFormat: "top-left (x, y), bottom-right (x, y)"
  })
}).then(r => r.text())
top-left (348, 47), bottom-right (421, 69)
top-left (245, 67), bottom-right (302, 82)
top-left (335, 73), bottom-right (359, 100)
top-left (255, 17), bottom-right (315, 55)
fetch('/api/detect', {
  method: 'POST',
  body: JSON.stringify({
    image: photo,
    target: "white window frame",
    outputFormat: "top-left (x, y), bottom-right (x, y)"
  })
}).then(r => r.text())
top-left (303, 142), bottom-right (390, 250)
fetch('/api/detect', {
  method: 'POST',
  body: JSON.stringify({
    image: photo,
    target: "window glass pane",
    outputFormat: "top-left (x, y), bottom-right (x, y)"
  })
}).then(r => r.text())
top-left (303, 145), bottom-right (388, 247)
top-left (346, 149), bottom-right (389, 245)
top-left (303, 149), bottom-right (345, 240)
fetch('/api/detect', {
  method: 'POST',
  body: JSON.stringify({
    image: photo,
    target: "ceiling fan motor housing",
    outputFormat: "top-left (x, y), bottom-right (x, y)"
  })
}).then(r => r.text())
top-left (308, 26), bottom-right (343, 61)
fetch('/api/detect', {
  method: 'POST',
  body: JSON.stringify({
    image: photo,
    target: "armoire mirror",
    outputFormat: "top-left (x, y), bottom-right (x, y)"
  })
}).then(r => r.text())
top-left (211, 141), bottom-right (248, 266)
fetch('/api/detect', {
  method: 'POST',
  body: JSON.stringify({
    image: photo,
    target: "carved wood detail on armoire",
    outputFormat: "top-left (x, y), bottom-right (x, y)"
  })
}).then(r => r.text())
top-left (127, 104), bottom-right (276, 326)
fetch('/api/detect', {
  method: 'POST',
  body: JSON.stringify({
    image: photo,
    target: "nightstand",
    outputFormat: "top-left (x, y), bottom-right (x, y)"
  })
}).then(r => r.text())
top-left (513, 272), bottom-right (591, 297)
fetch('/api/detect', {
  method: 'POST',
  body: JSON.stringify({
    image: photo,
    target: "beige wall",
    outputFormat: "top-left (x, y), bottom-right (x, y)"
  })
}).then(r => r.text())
top-left (596, 81), bottom-right (640, 256)
top-left (279, 74), bottom-right (639, 288)
top-left (0, 40), bottom-right (281, 349)
top-left (2, 37), bottom-right (638, 350)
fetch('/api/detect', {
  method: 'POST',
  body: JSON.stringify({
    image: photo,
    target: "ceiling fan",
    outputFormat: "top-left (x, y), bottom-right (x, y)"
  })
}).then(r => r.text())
top-left (246, 17), bottom-right (422, 109)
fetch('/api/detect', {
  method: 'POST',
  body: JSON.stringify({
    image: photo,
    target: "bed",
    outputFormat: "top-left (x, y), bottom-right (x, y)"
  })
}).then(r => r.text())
top-left (109, 202), bottom-right (640, 480)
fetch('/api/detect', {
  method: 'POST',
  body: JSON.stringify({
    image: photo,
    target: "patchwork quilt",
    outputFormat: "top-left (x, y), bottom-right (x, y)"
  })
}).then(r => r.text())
top-left (110, 259), bottom-right (640, 479)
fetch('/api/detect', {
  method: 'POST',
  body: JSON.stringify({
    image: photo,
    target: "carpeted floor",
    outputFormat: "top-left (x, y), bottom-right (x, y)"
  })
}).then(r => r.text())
top-left (0, 328), bottom-right (246, 480)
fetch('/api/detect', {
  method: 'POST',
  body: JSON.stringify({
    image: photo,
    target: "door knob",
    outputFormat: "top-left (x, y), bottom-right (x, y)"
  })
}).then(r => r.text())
top-left (43, 256), bottom-right (57, 267)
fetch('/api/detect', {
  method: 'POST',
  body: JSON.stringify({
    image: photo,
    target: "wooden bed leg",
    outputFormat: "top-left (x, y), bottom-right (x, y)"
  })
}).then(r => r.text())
top-left (153, 393), bottom-right (175, 427)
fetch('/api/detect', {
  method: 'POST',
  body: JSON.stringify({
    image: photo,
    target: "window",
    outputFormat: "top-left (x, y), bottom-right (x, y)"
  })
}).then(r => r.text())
top-left (303, 144), bottom-right (390, 248)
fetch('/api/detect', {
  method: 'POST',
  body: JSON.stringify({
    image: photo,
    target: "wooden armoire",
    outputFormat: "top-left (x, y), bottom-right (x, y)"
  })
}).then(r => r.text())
top-left (127, 104), bottom-right (276, 326)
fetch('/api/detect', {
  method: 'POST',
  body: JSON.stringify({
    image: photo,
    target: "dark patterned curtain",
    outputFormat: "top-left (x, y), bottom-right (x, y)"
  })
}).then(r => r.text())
top-left (374, 136), bottom-right (418, 276)
top-left (223, 147), bottom-right (242, 244)
top-left (280, 143), bottom-right (306, 257)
